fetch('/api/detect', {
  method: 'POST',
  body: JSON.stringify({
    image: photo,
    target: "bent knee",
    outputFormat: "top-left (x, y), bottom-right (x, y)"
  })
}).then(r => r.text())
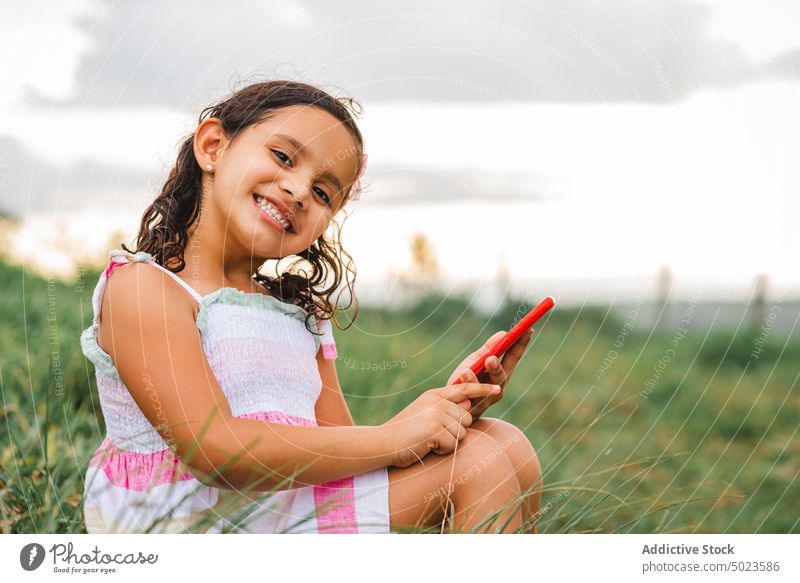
top-left (471, 418), bottom-right (542, 478)
top-left (454, 428), bottom-right (516, 474)
top-left (458, 426), bottom-right (501, 452)
top-left (471, 417), bottom-right (528, 448)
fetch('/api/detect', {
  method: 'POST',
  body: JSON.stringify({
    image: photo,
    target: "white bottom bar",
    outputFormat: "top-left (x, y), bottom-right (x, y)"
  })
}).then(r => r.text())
top-left (3, 534), bottom-right (797, 582)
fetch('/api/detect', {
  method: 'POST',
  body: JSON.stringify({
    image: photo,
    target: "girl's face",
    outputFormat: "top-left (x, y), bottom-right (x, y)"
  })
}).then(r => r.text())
top-left (196, 104), bottom-right (360, 260)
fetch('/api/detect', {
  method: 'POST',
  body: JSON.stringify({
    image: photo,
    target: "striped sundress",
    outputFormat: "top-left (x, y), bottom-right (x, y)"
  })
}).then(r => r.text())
top-left (80, 249), bottom-right (391, 533)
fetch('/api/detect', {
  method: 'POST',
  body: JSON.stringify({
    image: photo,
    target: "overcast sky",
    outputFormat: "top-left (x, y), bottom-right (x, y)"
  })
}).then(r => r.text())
top-left (1, 0), bottom-right (798, 299)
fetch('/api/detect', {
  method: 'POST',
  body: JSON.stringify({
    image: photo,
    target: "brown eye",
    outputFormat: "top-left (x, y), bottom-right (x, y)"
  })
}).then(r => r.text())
top-left (272, 149), bottom-right (292, 167)
top-left (313, 187), bottom-right (331, 204)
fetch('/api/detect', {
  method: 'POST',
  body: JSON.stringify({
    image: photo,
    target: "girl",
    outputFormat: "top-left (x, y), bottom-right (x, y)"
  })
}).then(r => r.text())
top-left (80, 79), bottom-right (543, 534)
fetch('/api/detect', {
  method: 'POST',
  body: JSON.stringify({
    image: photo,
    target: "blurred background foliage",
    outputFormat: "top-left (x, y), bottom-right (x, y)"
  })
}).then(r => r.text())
top-left (0, 252), bottom-right (797, 533)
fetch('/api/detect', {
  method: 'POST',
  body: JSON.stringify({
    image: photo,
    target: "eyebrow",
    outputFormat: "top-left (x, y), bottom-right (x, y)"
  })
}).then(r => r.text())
top-left (273, 133), bottom-right (345, 193)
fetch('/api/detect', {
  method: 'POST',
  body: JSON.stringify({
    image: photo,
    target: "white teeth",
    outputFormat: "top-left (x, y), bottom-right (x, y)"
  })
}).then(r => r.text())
top-left (255, 196), bottom-right (290, 230)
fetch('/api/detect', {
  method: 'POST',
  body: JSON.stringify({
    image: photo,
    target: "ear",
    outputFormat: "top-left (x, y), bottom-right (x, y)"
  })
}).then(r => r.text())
top-left (193, 118), bottom-right (228, 172)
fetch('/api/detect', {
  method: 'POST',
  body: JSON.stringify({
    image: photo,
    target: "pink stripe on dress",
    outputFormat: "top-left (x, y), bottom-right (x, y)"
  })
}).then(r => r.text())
top-left (241, 409), bottom-right (358, 533)
top-left (91, 407), bottom-right (360, 533)
top-left (89, 411), bottom-right (315, 492)
top-left (237, 410), bottom-right (316, 426)
top-left (89, 437), bottom-right (195, 492)
top-left (313, 476), bottom-right (358, 533)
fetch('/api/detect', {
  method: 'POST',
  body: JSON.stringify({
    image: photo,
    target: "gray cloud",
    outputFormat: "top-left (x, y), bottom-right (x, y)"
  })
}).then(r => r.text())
top-left (25, 0), bottom-right (797, 110)
top-left (357, 165), bottom-right (546, 206)
top-left (0, 140), bottom-right (544, 217)
top-left (5, 0), bottom-right (797, 218)
top-left (0, 136), bottom-right (160, 217)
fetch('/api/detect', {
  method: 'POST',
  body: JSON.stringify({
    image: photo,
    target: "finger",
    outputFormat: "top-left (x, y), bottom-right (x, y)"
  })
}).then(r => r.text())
top-left (431, 424), bottom-right (461, 455)
top-left (441, 382), bottom-right (501, 403)
top-left (469, 393), bottom-right (495, 412)
top-left (449, 363), bottom-right (477, 385)
top-left (504, 328), bottom-right (534, 359)
top-left (473, 331), bottom-right (507, 364)
top-left (440, 418), bottom-right (469, 449)
top-left (468, 391), bottom-right (499, 418)
top-left (442, 413), bottom-right (468, 439)
top-left (483, 330), bottom-right (507, 352)
top-left (448, 331), bottom-right (507, 384)
top-left (464, 357), bottom-right (505, 389)
top-left (498, 328), bottom-right (535, 371)
top-left (446, 403), bottom-right (473, 427)
top-left (459, 368), bottom-right (481, 386)
top-left (471, 329), bottom-right (523, 381)
top-left (468, 401), bottom-right (489, 420)
top-left (483, 354), bottom-right (508, 386)
top-left (464, 370), bottom-right (501, 416)
top-left (468, 330), bottom-right (507, 363)
top-left (515, 327), bottom-right (535, 351)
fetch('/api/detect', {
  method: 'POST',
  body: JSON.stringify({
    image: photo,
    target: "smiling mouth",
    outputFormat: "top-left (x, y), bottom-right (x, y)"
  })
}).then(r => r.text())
top-left (252, 194), bottom-right (295, 233)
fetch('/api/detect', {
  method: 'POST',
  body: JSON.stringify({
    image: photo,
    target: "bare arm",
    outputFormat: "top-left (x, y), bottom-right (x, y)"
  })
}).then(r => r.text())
top-left (99, 263), bottom-right (392, 493)
top-left (314, 347), bottom-right (355, 427)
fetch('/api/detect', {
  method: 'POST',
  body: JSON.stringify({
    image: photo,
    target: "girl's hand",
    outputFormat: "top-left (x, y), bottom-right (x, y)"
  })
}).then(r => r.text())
top-left (381, 382), bottom-right (502, 468)
top-left (446, 328), bottom-right (534, 420)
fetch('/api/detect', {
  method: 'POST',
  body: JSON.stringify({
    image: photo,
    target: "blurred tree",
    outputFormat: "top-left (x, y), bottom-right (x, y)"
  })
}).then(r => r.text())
top-left (399, 232), bottom-right (441, 287)
top-left (388, 233), bottom-right (442, 308)
top-left (750, 273), bottom-right (769, 333)
top-left (655, 263), bottom-right (673, 329)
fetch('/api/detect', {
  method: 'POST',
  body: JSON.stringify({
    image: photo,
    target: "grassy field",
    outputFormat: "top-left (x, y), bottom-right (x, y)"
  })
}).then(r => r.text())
top-left (1, 255), bottom-right (798, 533)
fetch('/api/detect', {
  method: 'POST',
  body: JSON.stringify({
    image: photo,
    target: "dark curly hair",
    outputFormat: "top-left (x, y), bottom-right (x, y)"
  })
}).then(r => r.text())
top-left (121, 79), bottom-right (364, 336)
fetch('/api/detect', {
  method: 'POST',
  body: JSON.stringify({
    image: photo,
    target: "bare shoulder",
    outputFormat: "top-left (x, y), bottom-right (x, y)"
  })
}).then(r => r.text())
top-left (96, 261), bottom-right (198, 356)
top-left (91, 261), bottom-right (235, 476)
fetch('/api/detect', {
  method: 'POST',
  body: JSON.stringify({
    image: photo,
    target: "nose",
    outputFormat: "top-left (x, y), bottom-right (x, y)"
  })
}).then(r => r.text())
top-left (280, 173), bottom-right (313, 210)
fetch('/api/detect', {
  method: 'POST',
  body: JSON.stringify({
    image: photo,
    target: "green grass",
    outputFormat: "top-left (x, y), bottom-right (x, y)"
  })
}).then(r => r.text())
top-left (0, 255), bottom-right (798, 533)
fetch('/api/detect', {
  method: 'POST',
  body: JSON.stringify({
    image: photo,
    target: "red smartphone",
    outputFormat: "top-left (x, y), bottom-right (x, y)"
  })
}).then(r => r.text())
top-left (452, 295), bottom-right (555, 384)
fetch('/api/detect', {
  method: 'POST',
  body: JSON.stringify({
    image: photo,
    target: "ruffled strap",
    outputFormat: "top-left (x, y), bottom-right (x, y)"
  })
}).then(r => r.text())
top-left (89, 250), bottom-right (154, 324)
top-left (316, 316), bottom-right (338, 361)
top-left (101, 249), bottom-right (203, 304)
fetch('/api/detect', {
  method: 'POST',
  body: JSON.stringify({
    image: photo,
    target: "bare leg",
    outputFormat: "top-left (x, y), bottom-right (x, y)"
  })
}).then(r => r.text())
top-left (469, 417), bottom-right (543, 533)
top-left (388, 428), bottom-right (523, 533)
